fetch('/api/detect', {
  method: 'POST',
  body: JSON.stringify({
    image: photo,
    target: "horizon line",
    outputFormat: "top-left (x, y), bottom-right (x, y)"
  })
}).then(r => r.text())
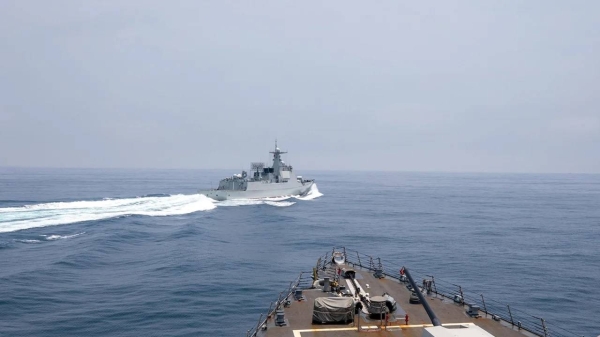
top-left (0, 165), bottom-right (598, 175)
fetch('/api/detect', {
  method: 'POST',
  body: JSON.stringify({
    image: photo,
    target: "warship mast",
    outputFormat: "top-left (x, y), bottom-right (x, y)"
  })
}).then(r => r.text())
top-left (269, 140), bottom-right (287, 183)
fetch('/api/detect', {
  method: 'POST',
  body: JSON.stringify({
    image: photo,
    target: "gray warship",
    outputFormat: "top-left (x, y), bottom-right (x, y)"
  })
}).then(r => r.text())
top-left (199, 142), bottom-right (314, 201)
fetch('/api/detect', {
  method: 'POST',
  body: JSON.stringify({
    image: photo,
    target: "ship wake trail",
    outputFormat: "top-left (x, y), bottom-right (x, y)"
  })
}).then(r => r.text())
top-left (0, 195), bottom-right (216, 233)
top-left (0, 184), bottom-right (323, 233)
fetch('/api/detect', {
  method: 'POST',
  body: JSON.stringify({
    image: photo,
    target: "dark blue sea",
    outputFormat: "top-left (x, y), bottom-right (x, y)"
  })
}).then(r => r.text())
top-left (0, 168), bottom-right (598, 336)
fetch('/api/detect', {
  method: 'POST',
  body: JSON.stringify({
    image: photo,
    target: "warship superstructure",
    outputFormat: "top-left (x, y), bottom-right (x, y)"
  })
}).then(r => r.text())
top-left (199, 142), bottom-right (314, 201)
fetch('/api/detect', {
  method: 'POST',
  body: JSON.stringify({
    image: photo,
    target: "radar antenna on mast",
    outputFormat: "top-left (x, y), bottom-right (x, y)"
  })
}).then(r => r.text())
top-left (251, 162), bottom-right (265, 172)
top-left (270, 140), bottom-right (287, 154)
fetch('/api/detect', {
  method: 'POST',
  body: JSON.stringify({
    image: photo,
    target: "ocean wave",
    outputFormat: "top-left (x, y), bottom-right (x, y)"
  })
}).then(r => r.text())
top-left (16, 239), bottom-right (42, 244)
top-left (41, 232), bottom-right (86, 241)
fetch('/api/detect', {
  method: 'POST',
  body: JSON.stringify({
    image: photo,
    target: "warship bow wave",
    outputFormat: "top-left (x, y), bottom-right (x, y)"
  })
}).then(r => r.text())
top-left (199, 142), bottom-right (314, 201)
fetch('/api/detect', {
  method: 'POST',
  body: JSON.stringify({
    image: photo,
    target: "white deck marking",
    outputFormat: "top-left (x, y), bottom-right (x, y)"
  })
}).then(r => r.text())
top-left (292, 323), bottom-right (475, 336)
top-left (292, 327), bottom-right (356, 337)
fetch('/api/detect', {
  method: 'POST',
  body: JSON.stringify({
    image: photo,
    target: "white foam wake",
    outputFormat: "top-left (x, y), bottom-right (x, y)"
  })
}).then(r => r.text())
top-left (0, 183), bottom-right (323, 233)
top-left (294, 183), bottom-right (324, 200)
top-left (0, 194), bottom-right (216, 233)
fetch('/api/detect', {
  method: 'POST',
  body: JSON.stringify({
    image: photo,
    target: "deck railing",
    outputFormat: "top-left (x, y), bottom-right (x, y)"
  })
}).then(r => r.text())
top-left (246, 271), bottom-right (313, 337)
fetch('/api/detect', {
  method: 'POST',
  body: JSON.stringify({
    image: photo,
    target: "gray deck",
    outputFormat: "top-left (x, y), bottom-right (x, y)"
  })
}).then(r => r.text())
top-left (257, 262), bottom-right (536, 337)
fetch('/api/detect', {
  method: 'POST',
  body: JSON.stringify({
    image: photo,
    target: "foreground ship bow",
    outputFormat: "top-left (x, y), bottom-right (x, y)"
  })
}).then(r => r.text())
top-left (248, 248), bottom-right (579, 337)
top-left (199, 142), bottom-right (314, 201)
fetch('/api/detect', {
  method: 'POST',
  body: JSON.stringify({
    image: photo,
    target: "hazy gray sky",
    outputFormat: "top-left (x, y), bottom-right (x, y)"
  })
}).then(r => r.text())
top-left (1, 1), bottom-right (598, 173)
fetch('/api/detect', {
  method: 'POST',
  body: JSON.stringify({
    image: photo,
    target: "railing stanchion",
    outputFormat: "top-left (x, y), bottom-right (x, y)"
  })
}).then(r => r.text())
top-left (255, 314), bottom-right (263, 336)
top-left (380, 303), bottom-right (383, 328)
top-left (480, 294), bottom-right (488, 317)
top-left (275, 291), bottom-right (283, 308)
top-left (426, 275), bottom-right (437, 297)
top-left (541, 317), bottom-right (548, 337)
top-left (266, 301), bottom-right (273, 317)
top-left (357, 307), bottom-right (361, 331)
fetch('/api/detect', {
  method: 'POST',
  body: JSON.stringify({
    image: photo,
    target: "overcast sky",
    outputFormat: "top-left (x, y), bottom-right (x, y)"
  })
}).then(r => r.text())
top-left (1, 1), bottom-right (598, 173)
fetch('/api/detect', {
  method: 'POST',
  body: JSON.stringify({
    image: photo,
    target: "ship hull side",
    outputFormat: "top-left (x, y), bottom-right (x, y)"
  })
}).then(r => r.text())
top-left (200, 181), bottom-right (314, 201)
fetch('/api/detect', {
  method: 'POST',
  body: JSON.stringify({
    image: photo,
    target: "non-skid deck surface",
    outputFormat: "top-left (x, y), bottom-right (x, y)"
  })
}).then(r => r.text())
top-left (260, 264), bottom-right (535, 337)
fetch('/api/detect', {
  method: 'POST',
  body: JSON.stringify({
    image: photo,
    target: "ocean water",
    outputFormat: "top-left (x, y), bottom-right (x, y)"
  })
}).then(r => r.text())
top-left (0, 168), bottom-right (598, 336)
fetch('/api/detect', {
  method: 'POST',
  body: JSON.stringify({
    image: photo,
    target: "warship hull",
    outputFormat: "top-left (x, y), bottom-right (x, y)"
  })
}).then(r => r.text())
top-left (200, 181), bottom-right (314, 201)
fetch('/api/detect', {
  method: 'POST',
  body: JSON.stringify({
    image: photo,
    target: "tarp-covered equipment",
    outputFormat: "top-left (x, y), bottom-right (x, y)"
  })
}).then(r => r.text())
top-left (312, 297), bottom-right (354, 324)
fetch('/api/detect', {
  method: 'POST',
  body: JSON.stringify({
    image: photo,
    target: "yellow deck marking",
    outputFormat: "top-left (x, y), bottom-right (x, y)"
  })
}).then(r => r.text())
top-left (292, 323), bottom-right (475, 336)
